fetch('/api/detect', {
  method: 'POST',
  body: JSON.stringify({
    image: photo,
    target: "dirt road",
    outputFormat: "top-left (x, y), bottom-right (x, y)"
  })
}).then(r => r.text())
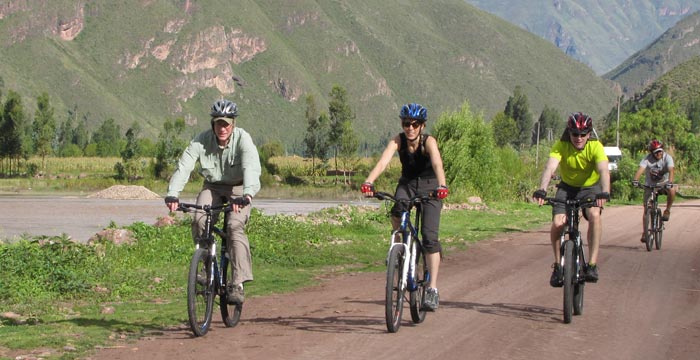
top-left (84, 200), bottom-right (700, 360)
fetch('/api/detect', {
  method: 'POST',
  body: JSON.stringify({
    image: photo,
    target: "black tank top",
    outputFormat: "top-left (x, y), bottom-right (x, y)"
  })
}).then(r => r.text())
top-left (399, 133), bottom-right (436, 181)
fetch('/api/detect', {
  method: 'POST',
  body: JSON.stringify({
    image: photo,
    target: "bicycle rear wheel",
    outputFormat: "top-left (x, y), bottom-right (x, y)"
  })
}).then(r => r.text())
top-left (409, 242), bottom-right (427, 324)
top-left (562, 240), bottom-right (574, 324)
top-left (644, 207), bottom-right (653, 252)
top-left (188, 248), bottom-right (215, 336)
top-left (386, 245), bottom-right (406, 333)
top-left (655, 208), bottom-right (663, 250)
top-left (220, 253), bottom-right (242, 327)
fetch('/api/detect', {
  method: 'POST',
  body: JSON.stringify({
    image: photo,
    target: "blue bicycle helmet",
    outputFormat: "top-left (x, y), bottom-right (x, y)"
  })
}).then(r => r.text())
top-left (399, 103), bottom-right (427, 122)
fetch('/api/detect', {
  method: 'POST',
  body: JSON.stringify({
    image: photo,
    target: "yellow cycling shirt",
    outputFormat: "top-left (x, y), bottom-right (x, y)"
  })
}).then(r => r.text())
top-left (550, 139), bottom-right (607, 188)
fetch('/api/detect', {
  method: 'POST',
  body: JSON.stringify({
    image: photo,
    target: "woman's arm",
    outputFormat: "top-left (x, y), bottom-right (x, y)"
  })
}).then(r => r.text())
top-left (364, 135), bottom-right (400, 184)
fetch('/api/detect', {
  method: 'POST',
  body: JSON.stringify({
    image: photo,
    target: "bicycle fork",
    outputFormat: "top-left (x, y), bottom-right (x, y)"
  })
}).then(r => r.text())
top-left (387, 231), bottom-right (413, 293)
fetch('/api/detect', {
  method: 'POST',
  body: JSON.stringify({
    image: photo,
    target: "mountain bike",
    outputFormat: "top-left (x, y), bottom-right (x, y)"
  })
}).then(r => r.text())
top-left (545, 196), bottom-right (596, 324)
top-left (635, 183), bottom-right (666, 251)
top-left (371, 191), bottom-right (433, 333)
top-left (176, 197), bottom-right (249, 337)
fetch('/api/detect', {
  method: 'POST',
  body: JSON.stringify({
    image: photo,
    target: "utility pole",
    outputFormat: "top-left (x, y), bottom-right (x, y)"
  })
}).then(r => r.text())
top-left (616, 95), bottom-right (621, 147)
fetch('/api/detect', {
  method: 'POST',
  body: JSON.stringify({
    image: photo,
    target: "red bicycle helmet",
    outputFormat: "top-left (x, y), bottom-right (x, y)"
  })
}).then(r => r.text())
top-left (648, 139), bottom-right (664, 153)
top-left (566, 112), bottom-right (593, 134)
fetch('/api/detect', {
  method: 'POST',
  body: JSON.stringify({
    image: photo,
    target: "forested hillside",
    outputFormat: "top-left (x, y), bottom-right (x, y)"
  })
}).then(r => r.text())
top-left (0, 0), bottom-right (616, 153)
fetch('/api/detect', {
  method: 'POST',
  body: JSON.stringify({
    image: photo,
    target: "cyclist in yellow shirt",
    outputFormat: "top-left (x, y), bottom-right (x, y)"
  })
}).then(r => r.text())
top-left (533, 112), bottom-right (610, 287)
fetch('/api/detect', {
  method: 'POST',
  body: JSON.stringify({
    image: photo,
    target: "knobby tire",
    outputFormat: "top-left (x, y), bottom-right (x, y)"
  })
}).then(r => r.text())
top-left (220, 252), bottom-right (242, 327)
top-left (386, 245), bottom-right (405, 333)
top-left (644, 207), bottom-right (654, 252)
top-left (562, 240), bottom-right (574, 324)
top-left (409, 241), bottom-right (427, 324)
top-left (573, 245), bottom-right (585, 316)
top-left (188, 248), bottom-right (215, 337)
top-left (655, 208), bottom-right (663, 250)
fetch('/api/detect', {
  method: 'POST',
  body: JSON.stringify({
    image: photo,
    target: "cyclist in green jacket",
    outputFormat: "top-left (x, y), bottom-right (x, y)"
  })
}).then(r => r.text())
top-left (165, 99), bottom-right (262, 305)
top-left (533, 112), bottom-right (610, 287)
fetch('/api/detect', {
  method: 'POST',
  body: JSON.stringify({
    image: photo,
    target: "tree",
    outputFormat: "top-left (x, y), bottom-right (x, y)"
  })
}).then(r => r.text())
top-left (327, 85), bottom-right (354, 184)
top-left (0, 91), bottom-right (26, 175)
top-left (489, 112), bottom-right (518, 147)
top-left (338, 118), bottom-right (359, 184)
top-left (533, 105), bottom-right (562, 144)
top-left (433, 101), bottom-right (503, 200)
top-left (154, 117), bottom-right (187, 179)
top-left (303, 94), bottom-right (330, 183)
top-left (115, 122), bottom-right (145, 181)
top-left (92, 118), bottom-right (122, 157)
top-left (32, 92), bottom-right (56, 169)
top-left (504, 86), bottom-right (533, 147)
top-left (617, 97), bottom-right (690, 155)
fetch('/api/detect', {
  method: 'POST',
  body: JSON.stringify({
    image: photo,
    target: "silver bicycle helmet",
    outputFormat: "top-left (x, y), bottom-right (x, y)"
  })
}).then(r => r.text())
top-left (210, 99), bottom-right (238, 119)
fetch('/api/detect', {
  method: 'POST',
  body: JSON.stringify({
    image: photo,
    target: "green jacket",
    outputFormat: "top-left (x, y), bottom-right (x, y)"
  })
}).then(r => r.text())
top-left (167, 127), bottom-right (261, 198)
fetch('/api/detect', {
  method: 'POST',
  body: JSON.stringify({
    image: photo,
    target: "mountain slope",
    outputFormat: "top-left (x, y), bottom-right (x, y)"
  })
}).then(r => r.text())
top-left (0, 0), bottom-right (616, 151)
top-left (464, 0), bottom-right (698, 75)
top-left (604, 11), bottom-right (700, 98)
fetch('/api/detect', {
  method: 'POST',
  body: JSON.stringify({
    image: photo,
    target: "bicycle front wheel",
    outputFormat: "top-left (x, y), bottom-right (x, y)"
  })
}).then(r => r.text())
top-left (562, 240), bottom-right (574, 324)
top-left (188, 248), bottom-right (215, 336)
top-left (386, 245), bottom-right (406, 333)
top-left (655, 208), bottom-right (663, 250)
top-left (644, 207), bottom-right (654, 252)
top-left (409, 242), bottom-right (427, 324)
top-left (573, 247), bottom-right (585, 316)
top-left (220, 253), bottom-right (242, 327)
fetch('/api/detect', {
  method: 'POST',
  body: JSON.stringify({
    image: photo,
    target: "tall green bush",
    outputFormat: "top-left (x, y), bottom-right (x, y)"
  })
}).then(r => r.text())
top-left (433, 102), bottom-right (503, 201)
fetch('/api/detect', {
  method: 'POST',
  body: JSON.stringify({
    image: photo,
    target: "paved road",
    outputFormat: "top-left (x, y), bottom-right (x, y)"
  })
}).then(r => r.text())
top-left (0, 196), bottom-right (375, 243)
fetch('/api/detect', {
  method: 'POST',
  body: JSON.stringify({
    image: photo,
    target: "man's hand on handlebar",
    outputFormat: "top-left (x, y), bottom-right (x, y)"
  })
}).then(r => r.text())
top-left (165, 196), bottom-right (179, 212)
top-left (595, 192), bottom-right (610, 208)
top-left (229, 195), bottom-right (252, 213)
top-left (532, 189), bottom-right (547, 206)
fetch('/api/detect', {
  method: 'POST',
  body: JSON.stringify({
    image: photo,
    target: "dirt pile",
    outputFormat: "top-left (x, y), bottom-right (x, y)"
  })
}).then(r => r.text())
top-left (87, 185), bottom-right (162, 200)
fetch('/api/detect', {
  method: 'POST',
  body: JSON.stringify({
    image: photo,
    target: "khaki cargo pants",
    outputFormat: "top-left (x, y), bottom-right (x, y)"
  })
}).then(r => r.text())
top-left (192, 183), bottom-right (253, 285)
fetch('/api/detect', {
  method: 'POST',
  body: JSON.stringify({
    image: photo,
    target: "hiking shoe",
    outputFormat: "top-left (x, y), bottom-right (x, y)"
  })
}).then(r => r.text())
top-left (226, 283), bottom-right (245, 304)
top-left (550, 263), bottom-right (563, 287)
top-left (423, 287), bottom-right (439, 311)
top-left (585, 264), bottom-right (599, 283)
top-left (662, 209), bottom-right (671, 221)
top-left (640, 234), bottom-right (646, 243)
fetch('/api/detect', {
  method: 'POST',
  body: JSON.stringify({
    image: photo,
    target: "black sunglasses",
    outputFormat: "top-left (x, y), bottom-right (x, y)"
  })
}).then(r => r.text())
top-left (402, 121), bottom-right (422, 129)
top-left (569, 132), bottom-right (589, 138)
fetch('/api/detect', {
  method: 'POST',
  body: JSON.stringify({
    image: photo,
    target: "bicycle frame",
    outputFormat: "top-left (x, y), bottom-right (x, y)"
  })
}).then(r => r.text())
top-left (195, 205), bottom-right (229, 292)
top-left (558, 199), bottom-right (588, 284)
top-left (637, 183), bottom-right (666, 250)
top-left (388, 200), bottom-right (423, 292)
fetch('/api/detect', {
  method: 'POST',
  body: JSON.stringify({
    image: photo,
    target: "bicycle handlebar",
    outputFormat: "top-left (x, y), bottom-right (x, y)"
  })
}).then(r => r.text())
top-left (177, 197), bottom-right (250, 213)
top-left (634, 183), bottom-right (670, 191)
top-left (542, 196), bottom-right (597, 208)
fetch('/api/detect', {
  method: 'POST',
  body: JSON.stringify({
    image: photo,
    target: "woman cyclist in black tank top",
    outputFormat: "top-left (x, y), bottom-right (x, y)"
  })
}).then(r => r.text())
top-left (360, 103), bottom-right (448, 312)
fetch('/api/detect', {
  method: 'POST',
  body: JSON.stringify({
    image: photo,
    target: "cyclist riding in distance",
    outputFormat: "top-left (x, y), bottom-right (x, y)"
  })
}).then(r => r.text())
top-left (165, 99), bottom-right (262, 304)
top-left (632, 139), bottom-right (675, 237)
top-left (533, 112), bottom-right (610, 287)
top-left (360, 103), bottom-right (449, 311)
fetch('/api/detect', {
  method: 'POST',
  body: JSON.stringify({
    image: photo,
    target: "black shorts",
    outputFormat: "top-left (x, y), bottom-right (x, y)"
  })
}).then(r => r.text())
top-left (392, 177), bottom-right (442, 254)
top-left (552, 182), bottom-right (602, 216)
